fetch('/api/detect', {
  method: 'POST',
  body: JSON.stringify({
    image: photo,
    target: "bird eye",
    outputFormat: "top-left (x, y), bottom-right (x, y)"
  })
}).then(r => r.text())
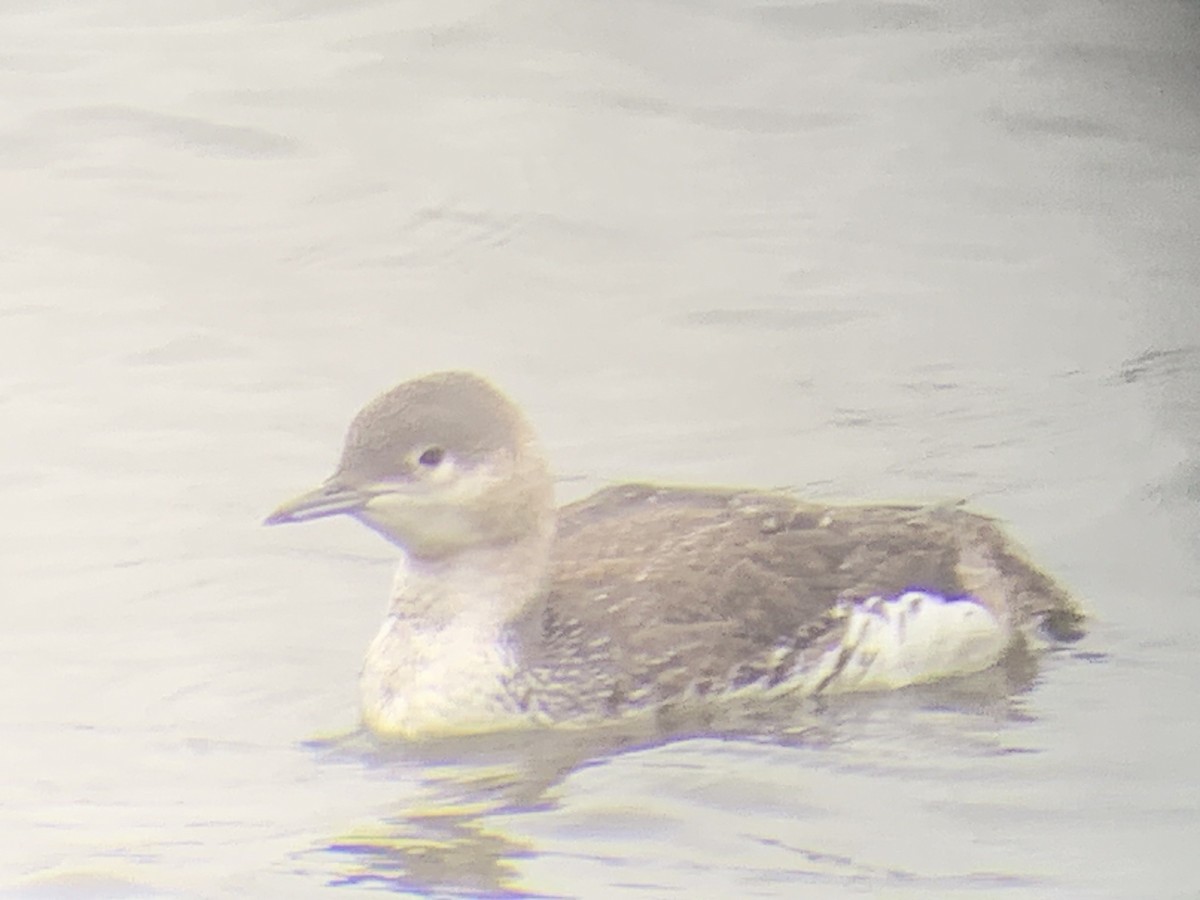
top-left (417, 446), bottom-right (445, 468)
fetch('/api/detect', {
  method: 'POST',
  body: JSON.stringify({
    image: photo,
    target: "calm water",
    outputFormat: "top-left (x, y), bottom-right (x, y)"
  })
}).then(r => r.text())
top-left (2, 1), bottom-right (1198, 897)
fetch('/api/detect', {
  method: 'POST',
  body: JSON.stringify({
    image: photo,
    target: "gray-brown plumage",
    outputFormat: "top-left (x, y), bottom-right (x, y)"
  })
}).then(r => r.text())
top-left (265, 371), bottom-right (1083, 739)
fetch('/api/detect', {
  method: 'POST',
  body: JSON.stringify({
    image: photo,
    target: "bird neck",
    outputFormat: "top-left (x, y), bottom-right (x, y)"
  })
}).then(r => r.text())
top-left (358, 525), bottom-right (556, 737)
top-left (386, 521), bottom-right (555, 629)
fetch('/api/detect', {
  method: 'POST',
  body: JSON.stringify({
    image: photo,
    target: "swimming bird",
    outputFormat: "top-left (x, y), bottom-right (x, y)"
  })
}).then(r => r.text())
top-left (265, 371), bottom-right (1083, 739)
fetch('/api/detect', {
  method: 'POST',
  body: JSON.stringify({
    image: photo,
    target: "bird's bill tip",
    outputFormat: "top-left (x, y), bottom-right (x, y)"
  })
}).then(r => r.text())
top-left (263, 480), bottom-right (371, 527)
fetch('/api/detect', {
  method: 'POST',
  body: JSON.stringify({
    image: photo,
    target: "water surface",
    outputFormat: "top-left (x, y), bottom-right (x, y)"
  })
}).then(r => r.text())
top-left (2, 1), bottom-right (1198, 897)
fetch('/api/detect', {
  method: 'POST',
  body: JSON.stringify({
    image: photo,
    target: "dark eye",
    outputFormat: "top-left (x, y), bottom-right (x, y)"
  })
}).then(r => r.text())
top-left (417, 446), bottom-right (445, 468)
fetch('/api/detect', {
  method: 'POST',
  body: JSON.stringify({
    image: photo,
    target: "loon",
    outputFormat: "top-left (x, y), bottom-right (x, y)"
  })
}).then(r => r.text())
top-left (265, 371), bottom-right (1083, 739)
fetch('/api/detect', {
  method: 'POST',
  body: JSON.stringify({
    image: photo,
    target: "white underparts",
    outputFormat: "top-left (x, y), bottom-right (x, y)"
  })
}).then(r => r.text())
top-left (359, 611), bottom-right (521, 738)
top-left (359, 539), bottom-right (551, 738)
top-left (359, 574), bottom-right (1011, 736)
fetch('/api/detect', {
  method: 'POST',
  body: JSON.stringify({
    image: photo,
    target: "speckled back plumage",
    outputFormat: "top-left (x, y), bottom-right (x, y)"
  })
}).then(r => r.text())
top-left (504, 484), bottom-right (1082, 721)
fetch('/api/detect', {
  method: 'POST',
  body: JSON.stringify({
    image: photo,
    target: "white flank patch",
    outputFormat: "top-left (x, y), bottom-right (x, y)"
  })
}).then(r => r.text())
top-left (807, 591), bottom-right (1009, 694)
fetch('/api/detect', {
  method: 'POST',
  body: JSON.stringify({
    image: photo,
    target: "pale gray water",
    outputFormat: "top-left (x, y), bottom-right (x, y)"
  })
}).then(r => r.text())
top-left (2, 1), bottom-right (1198, 897)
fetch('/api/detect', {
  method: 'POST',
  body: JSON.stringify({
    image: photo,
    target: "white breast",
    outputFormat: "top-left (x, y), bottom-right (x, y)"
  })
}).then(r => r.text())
top-left (358, 612), bottom-right (524, 738)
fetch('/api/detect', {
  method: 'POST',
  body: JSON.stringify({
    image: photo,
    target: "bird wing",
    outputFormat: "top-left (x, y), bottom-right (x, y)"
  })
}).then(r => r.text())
top-left (514, 484), bottom-right (1081, 714)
